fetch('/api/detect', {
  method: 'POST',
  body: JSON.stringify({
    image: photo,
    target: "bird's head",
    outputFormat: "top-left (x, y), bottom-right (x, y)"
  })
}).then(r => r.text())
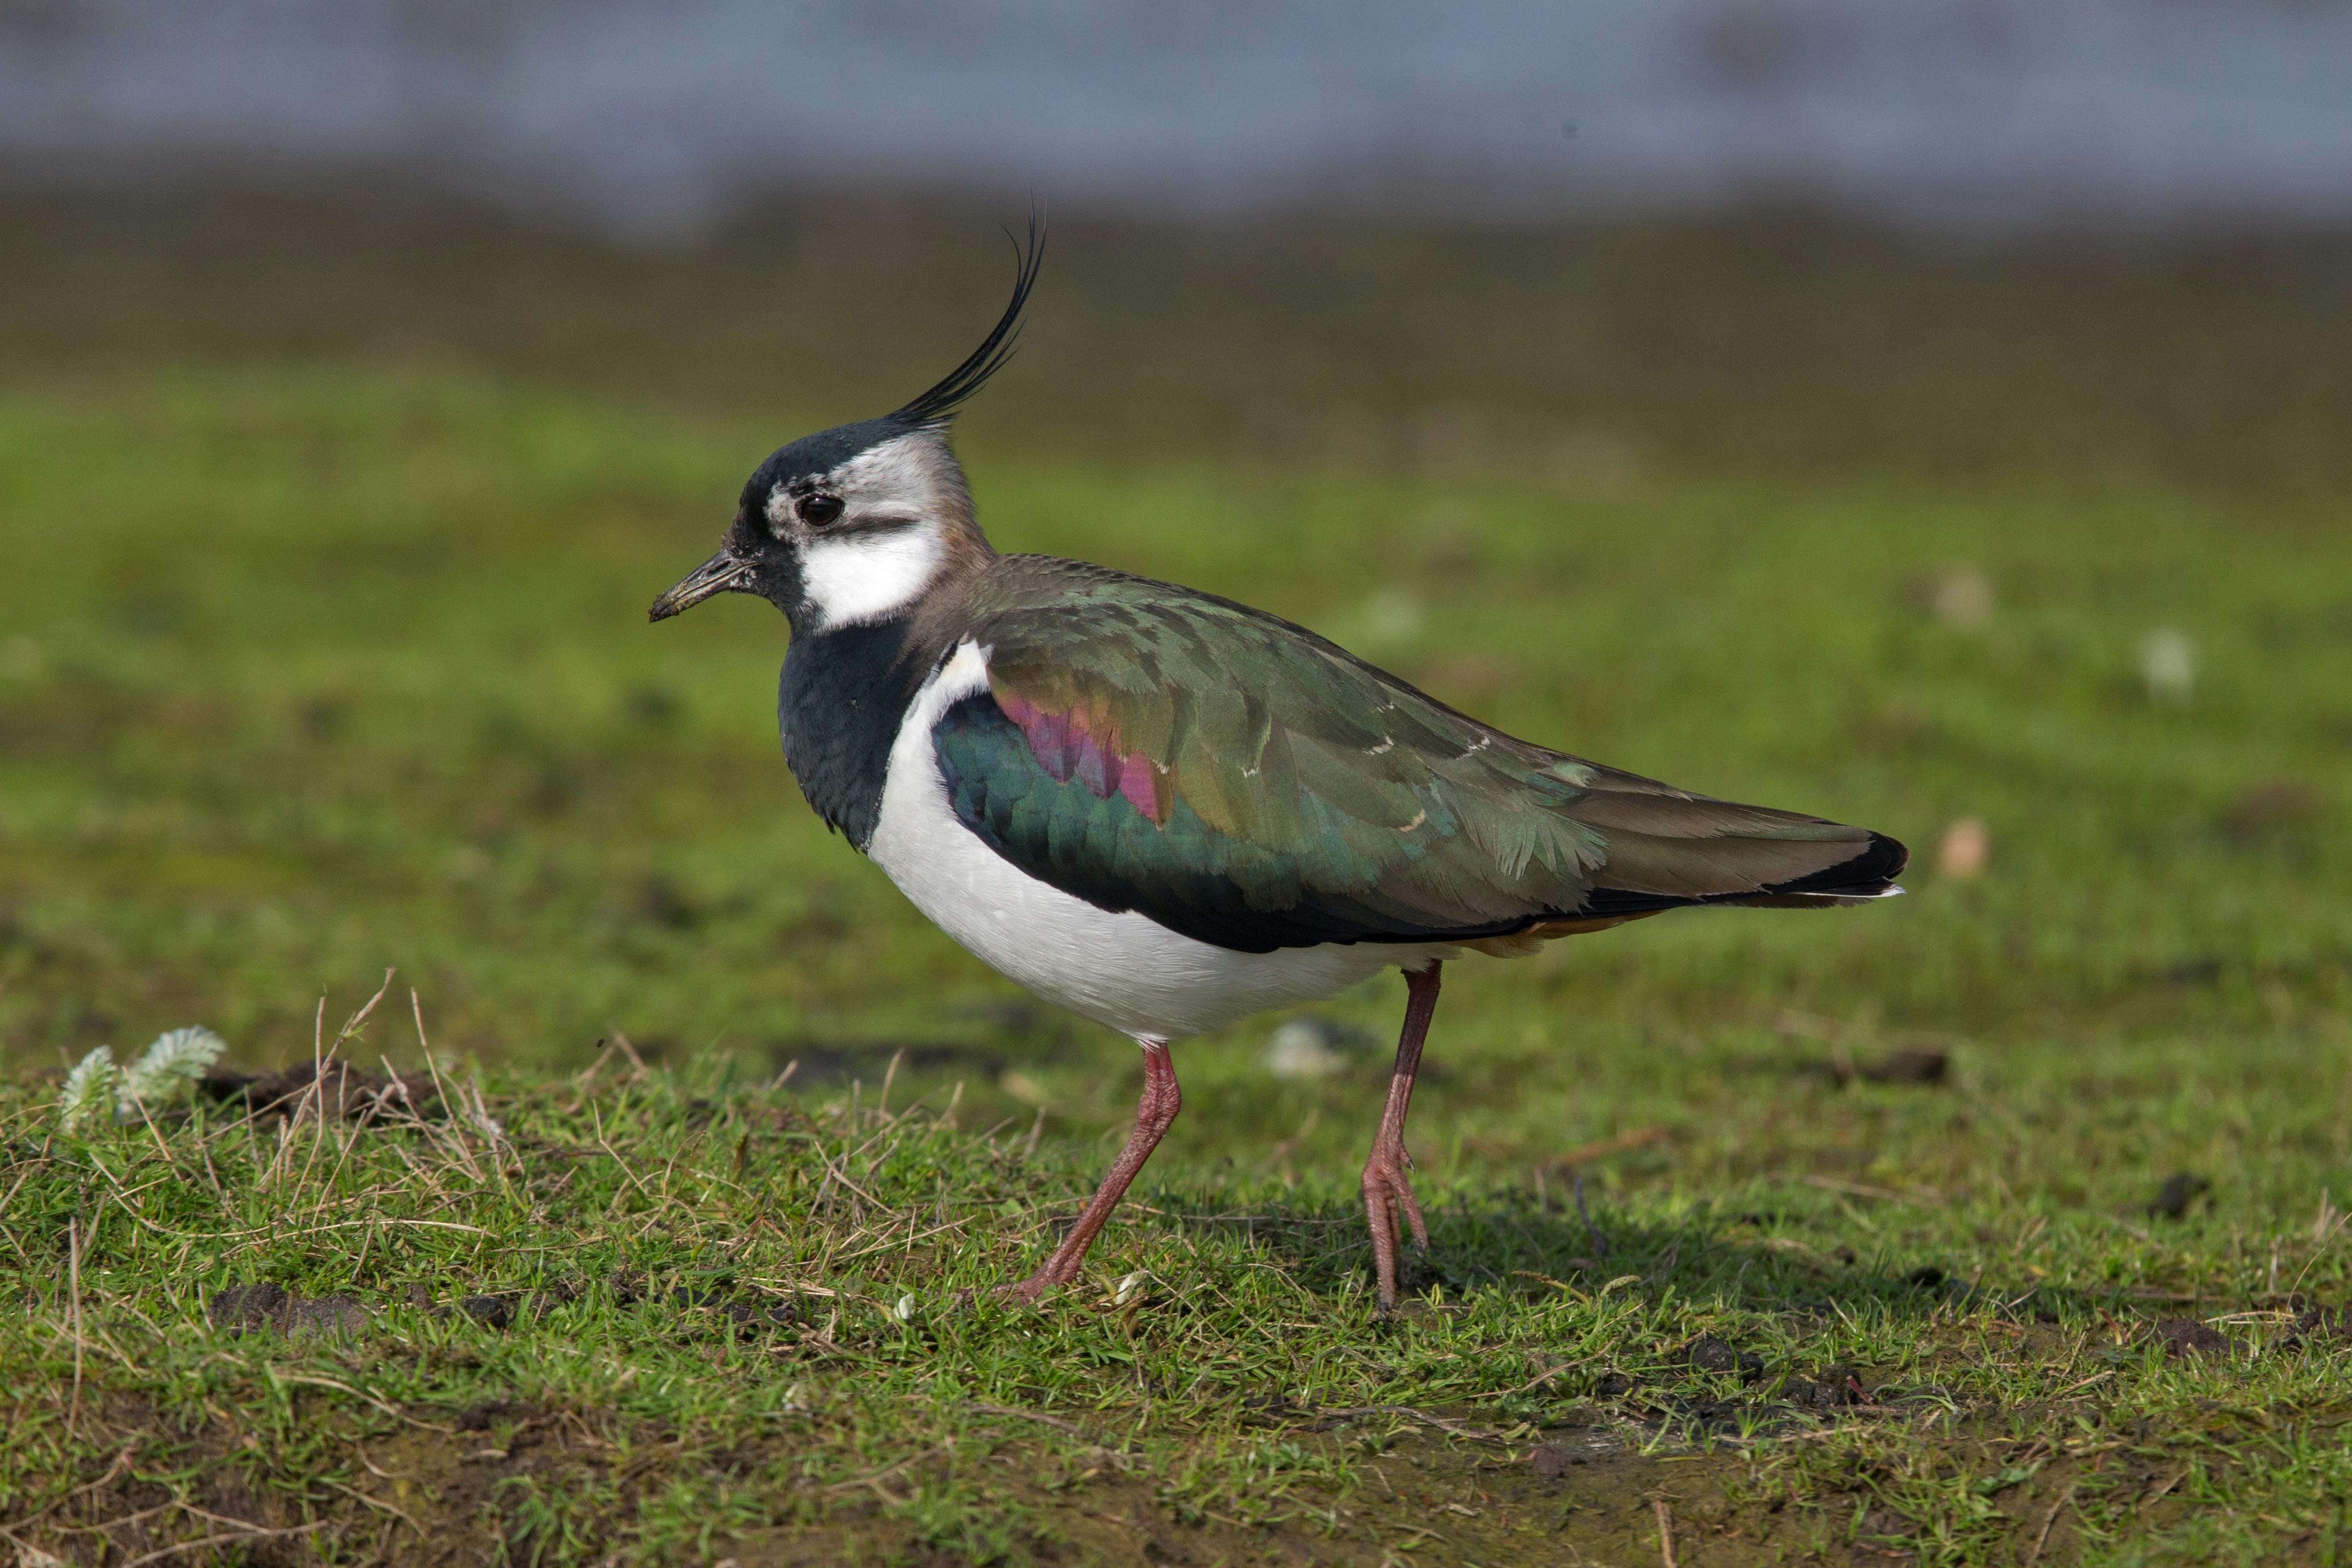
top-left (650, 221), bottom-right (1042, 634)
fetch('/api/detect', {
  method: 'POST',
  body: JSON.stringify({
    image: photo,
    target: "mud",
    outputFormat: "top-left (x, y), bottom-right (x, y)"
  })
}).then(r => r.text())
top-left (2149, 1171), bottom-right (2211, 1219)
top-left (2152, 1317), bottom-right (2233, 1359)
top-left (204, 1273), bottom-right (816, 1347)
top-left (1801, 1047), bottom-right (1951, 1088)
top-left (1852, 1048), bottom-right (1949, 1085)
top-left (209, 1281), bottom-right (370, 1338)
top-left (199, 1058), bottom-right (440, 1122)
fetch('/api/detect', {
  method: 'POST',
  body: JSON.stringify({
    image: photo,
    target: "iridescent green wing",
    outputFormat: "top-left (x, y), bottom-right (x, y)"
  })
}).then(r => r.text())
top-left (931, 558), bottom-right (1899, 954)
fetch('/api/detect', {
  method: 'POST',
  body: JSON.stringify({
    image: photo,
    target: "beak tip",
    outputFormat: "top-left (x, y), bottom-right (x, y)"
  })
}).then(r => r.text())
top-left (648, 550), bottom-right (749, 625)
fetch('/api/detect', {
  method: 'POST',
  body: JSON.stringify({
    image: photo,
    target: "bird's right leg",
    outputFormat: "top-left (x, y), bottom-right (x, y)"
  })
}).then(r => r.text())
top-left (1002, 1038), bottom-right (1179, 1304)
top-left (1361, 962), bottom-right (1442, 1314)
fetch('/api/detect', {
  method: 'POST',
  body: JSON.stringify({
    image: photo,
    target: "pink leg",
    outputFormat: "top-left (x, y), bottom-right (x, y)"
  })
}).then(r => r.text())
top-left (1362, 963), bottom-right (1442, 1312)
top-left (1003, 1040), bottom-right (1180, 1304)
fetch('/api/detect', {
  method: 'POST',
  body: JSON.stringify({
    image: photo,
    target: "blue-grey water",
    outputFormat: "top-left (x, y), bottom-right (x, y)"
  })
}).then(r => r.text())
top-left (3, 0), bottom-right (2347, 234)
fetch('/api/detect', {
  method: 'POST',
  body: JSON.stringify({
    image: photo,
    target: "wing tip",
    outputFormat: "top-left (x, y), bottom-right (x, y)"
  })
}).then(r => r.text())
top-left (1762, 829), bottom-right (1908, 900)
top-left (1733, 829), bottom-right (1908, 907)
top-left (1575, 827), bottom-right (1909, 920)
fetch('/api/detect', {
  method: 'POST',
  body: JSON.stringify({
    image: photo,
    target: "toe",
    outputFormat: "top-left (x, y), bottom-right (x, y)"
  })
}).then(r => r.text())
top-left (1400, 1191), bottom-right (1429, 1252)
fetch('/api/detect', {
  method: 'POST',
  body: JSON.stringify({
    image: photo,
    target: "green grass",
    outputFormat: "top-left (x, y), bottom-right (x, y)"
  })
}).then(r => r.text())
top-left (2, 330), bottom-right (2350, 1563)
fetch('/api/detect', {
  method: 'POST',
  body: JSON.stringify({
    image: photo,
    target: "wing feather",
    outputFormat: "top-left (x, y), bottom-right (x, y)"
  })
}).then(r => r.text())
top-left (927, 558), bottom-right (1904, 954)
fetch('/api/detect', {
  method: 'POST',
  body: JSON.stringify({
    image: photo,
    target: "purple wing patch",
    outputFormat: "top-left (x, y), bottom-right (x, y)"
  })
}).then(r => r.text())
top-left (994, 687), bottom-right (1170, 824)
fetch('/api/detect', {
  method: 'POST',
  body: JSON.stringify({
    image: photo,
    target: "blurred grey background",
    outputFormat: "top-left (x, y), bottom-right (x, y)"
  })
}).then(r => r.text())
top-left (5, 0), bottom-right (2349, 237)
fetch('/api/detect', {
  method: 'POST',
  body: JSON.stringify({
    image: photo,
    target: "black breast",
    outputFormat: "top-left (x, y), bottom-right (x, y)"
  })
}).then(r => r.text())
top-left (776, 619), bottom-right (932, 851)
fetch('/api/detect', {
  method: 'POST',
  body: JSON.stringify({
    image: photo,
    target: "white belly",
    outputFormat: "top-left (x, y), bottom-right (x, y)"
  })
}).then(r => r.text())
top-left (865, 642), bottom-right (1450, 1042)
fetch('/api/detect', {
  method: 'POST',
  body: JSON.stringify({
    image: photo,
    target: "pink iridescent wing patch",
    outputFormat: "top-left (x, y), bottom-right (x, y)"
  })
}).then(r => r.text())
top-left (994, 687), bottom-right (1170, 824)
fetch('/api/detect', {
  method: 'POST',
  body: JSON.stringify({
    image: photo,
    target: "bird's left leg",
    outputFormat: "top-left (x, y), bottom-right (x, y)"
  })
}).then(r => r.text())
top-left (1361, 962), bottom-right (1442, 1313)
top-left (1002, 1038), bottom-right (1180, 1304)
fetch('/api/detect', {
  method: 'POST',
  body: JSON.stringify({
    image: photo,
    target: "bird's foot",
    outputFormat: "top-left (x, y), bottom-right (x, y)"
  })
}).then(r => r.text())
top-left (995, 1268), bottom-right (1064, 1307)
top-left (1361, 1143), bottom-right (1429, 1314)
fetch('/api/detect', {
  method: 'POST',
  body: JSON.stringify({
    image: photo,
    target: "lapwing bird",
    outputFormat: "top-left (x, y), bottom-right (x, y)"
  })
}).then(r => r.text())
top-left (651, 229), bottom-right (1906, 1311)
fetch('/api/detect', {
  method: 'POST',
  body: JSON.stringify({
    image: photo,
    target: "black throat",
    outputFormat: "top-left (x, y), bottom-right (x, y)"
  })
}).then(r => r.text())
top-left (777, 617), bottom-right (934, 851)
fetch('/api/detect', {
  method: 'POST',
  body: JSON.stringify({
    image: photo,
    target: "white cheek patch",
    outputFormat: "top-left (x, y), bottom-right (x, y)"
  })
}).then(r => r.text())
top-left (799, 526), bottom-right (946, 631)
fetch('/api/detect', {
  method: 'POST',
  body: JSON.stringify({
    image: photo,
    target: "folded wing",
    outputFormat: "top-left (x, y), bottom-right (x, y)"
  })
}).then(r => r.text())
top-left (930, 559), bottom-right (1904, 955)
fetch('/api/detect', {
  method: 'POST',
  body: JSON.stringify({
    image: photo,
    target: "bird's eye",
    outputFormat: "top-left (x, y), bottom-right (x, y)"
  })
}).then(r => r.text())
top-left (802, 495), bottom-right (845, 527)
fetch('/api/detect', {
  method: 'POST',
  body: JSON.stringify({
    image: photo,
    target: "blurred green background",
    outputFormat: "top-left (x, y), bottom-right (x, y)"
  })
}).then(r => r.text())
top-left (1, 187), bottom-right (2347, 1185)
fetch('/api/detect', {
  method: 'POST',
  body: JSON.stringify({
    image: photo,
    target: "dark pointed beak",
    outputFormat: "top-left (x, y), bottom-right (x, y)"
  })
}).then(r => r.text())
top-left (649, 550), bottom-right (752, 622)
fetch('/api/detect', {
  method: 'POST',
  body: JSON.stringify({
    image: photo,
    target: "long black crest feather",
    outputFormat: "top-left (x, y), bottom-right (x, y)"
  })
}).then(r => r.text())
top-left (890, 211), bottom-right (1046, 427)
